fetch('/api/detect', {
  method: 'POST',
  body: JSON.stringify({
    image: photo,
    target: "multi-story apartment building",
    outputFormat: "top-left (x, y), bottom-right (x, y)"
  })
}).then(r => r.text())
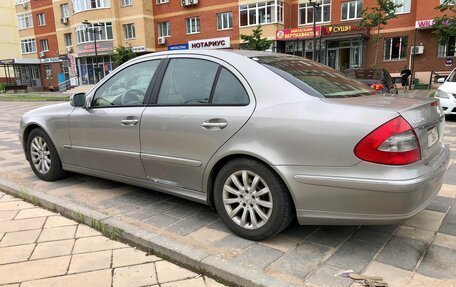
top-left (5, 0), bottom-right (454, 89)
top-left (0, 1), bottom-right (20, 82)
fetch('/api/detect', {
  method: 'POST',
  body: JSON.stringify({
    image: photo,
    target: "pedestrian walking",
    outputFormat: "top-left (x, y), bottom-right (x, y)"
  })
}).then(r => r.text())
top-left (401, 65), bottom-right (412, 93)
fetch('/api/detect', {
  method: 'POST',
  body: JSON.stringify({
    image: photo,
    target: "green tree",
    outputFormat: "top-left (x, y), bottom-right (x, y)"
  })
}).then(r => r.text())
top-left (433, 0), bottom-right (456, 45)
top-left (358, 0), bottom-right (402, 67)
top-left (112, 46), bottom-right (136, 66)
top-left (240, 25), bottom-right (273, 51)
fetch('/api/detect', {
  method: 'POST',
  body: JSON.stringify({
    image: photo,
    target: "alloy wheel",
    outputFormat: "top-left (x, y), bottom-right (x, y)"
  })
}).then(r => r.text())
top-left (30, 136), bottom-right (51, 174)
top-left (222, 170), bottom-right (273, 229)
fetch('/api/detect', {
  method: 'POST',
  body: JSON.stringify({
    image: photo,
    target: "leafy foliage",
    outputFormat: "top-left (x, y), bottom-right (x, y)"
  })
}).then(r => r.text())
top-left (112, 46), bottom-right (136, 66)
top-left (433, 0), bottom-right (456, 45)
top-left (358, 0), bottom-right (402, 67)
top-left (240, 25), bottom-right (273, 51)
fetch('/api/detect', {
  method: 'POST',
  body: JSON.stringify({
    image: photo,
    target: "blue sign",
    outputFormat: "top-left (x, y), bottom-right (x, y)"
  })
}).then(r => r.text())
top-left (168, 44), bottom-right (188, 51)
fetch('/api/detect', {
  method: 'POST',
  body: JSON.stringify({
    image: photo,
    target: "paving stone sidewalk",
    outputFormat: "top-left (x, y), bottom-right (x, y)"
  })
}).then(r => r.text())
top-left (1, 102), bottom-right (456, 286)
top-left (0, 190), bottom-right (226, 287)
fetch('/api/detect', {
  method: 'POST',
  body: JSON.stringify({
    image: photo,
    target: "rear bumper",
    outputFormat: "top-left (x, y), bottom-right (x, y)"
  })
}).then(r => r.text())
top-left (276, 146), bottom-right (450, 225)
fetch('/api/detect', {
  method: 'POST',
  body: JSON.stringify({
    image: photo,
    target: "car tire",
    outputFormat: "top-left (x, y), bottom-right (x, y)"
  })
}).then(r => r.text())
top-left (214, 158), bottom-right (294, 240)
top-left (27, 128), bottom-right (65, 181)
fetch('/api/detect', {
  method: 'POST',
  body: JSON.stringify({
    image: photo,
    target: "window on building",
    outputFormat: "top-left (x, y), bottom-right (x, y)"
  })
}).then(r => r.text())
top-left (217, 12), bottom-right (233, 30)
top-left (72, 0), bottom-right (110, 13)
top-left (37, 13), bottom-right (46, 26)
top-left (20, 39), bottom-right (36, 54)
top-left (40, 39), bottom-right (49, 51)
top-left (341, 0), bottom-right (362, 20)
top-left (44, 64), bottom-right (53, 79)
top-left (76, 22), bottom-right (113, 44)
top-left (440, 0), bottom-right (455, 4)
top-left (384, 36), bottom-right (408, 61)
top-left (64, 33), bottom-right (73, 47)
top-left (17, 13), bottom-right (33, 29)
top-left (240, 1), bottom-right (284, 27)
top-left (123, 24), bottom-right (135, 40)
top-left (121, 0), bottom-right (132, 6)
top-left (438, 37), bottom-right (456, 57)
top-left (60, 4), bottom-right (69, 18)
top-left (158, 22), bottom-right (171, 37)
top-left (156, 0), bottom-right (169, 3)
top-left (394, 0), bottom-right (411, 14)
top-left (298, 0), bottom-right (331, 25)
top-left (15, 0), bottom-right (29, 5)
top-left (186, 17), bottom-right (200, 34)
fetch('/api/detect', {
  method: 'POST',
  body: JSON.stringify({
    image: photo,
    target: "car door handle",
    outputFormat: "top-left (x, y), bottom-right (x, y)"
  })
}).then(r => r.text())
top-left (202, 119), bottom-right (228, 129)
top-left (121, 117), bottom-right (139, 126)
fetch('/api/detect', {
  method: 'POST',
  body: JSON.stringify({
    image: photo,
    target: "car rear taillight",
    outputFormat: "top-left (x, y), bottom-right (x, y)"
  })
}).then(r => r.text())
top-left (371, 83), bottom-right (384, 91)
top-left (354, 116), bottom-right (421, 165)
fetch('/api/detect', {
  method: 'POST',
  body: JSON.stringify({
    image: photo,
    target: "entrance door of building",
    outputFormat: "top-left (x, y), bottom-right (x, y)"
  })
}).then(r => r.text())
top-left (327, 49), bottom-right (339, 70)
top-left (339, 48), bottom-right (351, 71)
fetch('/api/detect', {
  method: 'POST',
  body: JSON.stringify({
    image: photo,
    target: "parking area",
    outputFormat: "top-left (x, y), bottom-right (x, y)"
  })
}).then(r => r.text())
top-left (0, 101), bottom-right (455, 287)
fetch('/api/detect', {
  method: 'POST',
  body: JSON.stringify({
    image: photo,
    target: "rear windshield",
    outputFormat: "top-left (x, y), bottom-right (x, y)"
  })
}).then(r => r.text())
top-left (254, 56), bottom-right (375, 98)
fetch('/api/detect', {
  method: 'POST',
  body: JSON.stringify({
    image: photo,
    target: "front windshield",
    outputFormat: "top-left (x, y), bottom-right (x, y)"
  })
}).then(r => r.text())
top-left (255, 56), bottom-right (375, 98)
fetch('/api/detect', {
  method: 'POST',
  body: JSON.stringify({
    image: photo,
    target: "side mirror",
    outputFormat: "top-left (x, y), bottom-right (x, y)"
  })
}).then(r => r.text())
top-left (70, 93), bottom-right (87, 107)
top-left (437, 77), bottom-right (446, 83)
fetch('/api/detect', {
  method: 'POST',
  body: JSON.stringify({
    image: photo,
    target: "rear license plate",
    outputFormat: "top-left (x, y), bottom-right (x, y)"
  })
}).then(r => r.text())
top-left (428, 126), bottom-right (439, 147)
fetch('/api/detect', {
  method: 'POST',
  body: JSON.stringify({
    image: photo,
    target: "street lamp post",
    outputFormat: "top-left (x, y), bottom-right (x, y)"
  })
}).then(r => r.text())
top-left (82, 20), bottom-right (103, 83)
top-left (308, 0), bottom-right (321, 62)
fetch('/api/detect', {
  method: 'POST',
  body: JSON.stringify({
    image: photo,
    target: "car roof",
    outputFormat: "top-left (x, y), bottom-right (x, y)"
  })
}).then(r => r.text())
top-left (134, 49), bottom-right (290, 61)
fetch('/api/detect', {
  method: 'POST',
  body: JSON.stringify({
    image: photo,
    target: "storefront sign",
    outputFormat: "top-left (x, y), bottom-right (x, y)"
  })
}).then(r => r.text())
top-left (77, 42), bottom-right (113, 56)
top-left (131, 46), bottom-right (146, 53)
top-left (168, 44), bottom-right (189, 51)
top-left (68, 54), bottom-right (76, 77)
top-left (415, 19), bottom-right (435, 29)
top-left (40, 57), bottom-right (61, 64)
top-left (323, 25), bottom-right (365, 35)
top-left (276, 27), bottom-right (321, 40)
top-left (188, 37), bottom-right (230, 49)
top-left (446, 58), bottom-right (453, 67)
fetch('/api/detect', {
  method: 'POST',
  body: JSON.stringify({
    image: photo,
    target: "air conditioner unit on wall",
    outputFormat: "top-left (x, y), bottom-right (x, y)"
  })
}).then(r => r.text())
top-left (411, 46), bottom-right (424, 55)
top-left (181, 0), bottom-right (198, 7)
top-left (66, 46), bottom-right (73, 53)
top-left (21, 2), bottom-right (28, 9)
top-left (158, 37), bottom-right (166, 45)
top-left (39, 51), bottom-right (45, 57)
top-left (61, 17), bottom-right (69, 25)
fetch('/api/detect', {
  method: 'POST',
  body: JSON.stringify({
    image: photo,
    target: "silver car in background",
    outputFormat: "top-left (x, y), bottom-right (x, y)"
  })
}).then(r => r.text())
top-left (19, 50), bottom-right (449, 240)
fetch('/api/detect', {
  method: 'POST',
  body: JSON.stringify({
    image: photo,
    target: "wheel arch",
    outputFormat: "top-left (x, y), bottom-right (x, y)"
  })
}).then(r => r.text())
top-left (205, 153), bottom-right (296, 211)
top-left (22, 123), bottom-right (50, 161)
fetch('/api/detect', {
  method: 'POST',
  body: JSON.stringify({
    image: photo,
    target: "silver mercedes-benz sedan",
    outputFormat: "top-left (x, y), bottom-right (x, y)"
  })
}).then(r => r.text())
top-left (19, 50), bottom-right (449, 240)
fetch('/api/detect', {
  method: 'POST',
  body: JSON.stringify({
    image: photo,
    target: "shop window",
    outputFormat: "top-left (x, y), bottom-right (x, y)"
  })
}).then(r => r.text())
top-left (298, 0), bottom-right (331, 25)
top-left (157, 59), bottom-right (219, 105)
top-left (44, 64), bottom-right (53, 80)
top-left (37, 13), bottom-right (46, 26)
top-left (217, 12), bottom-right (233, 30)
top-left (384, 36), bottom-right (408, 61)
top-left (40, 39), bottom-right (49, 52)
top-left (186, 17), bottom-right (200, 34)
top-left (60, 4), bottom-right (69, 18)
top-left (394, 0), bottom-right (411, 14)
top-left (17, 13), bottom-right (33, 30)
top-left (156, 0), bottom-right (168, 3)
top-left (121, 0), bottom-right (132, 6)
top-left (341, 0), bottom-right (363, 20)
top-left (15, 0), bottom-right (29, 4)
top-left (64, 33), bottom-right (73, 47)
top-left (438, 37), bottom-right (456, 57)
top-left (72, 0), bottom-right (110, 13)
top-left (123, 24), bottom-right (135, 40)
top-left (239, 1), bottom-right (284, 27)
top-left (76, 22), bottom-right (113, 44)
top-left (20, 39), bottom-right (36, 54)
top-left (158, 22), bottom-right (171, 37)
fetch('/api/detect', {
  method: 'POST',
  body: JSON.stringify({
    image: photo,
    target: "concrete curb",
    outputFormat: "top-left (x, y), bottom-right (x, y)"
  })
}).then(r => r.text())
top-left (0, 177), bottom-right (300, 287)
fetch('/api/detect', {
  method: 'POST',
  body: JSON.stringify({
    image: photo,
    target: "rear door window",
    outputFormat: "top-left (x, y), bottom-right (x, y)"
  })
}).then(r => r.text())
top-left (212, 68), bottom-right (249, 105)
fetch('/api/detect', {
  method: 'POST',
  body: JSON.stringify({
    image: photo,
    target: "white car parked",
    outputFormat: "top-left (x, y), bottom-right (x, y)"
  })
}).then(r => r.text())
top-left (435, 68), bottom-right (456, 115)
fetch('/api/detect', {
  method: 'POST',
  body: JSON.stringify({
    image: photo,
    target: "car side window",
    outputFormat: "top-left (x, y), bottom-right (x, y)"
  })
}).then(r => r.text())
top-left (92, 60), bottom-right (160, 107)
top-left (157, 58), bottom-right (219, 105)
top-left (212, 68), bottom-right (249, 105)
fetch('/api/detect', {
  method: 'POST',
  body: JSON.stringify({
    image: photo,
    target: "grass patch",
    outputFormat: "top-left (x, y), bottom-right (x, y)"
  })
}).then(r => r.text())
top-left (17, 187), bottom-right (39, 206)
top-left (73, 209), bottom-right (120, 240)
top-left (0, 94), bottom-right (69, 102)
